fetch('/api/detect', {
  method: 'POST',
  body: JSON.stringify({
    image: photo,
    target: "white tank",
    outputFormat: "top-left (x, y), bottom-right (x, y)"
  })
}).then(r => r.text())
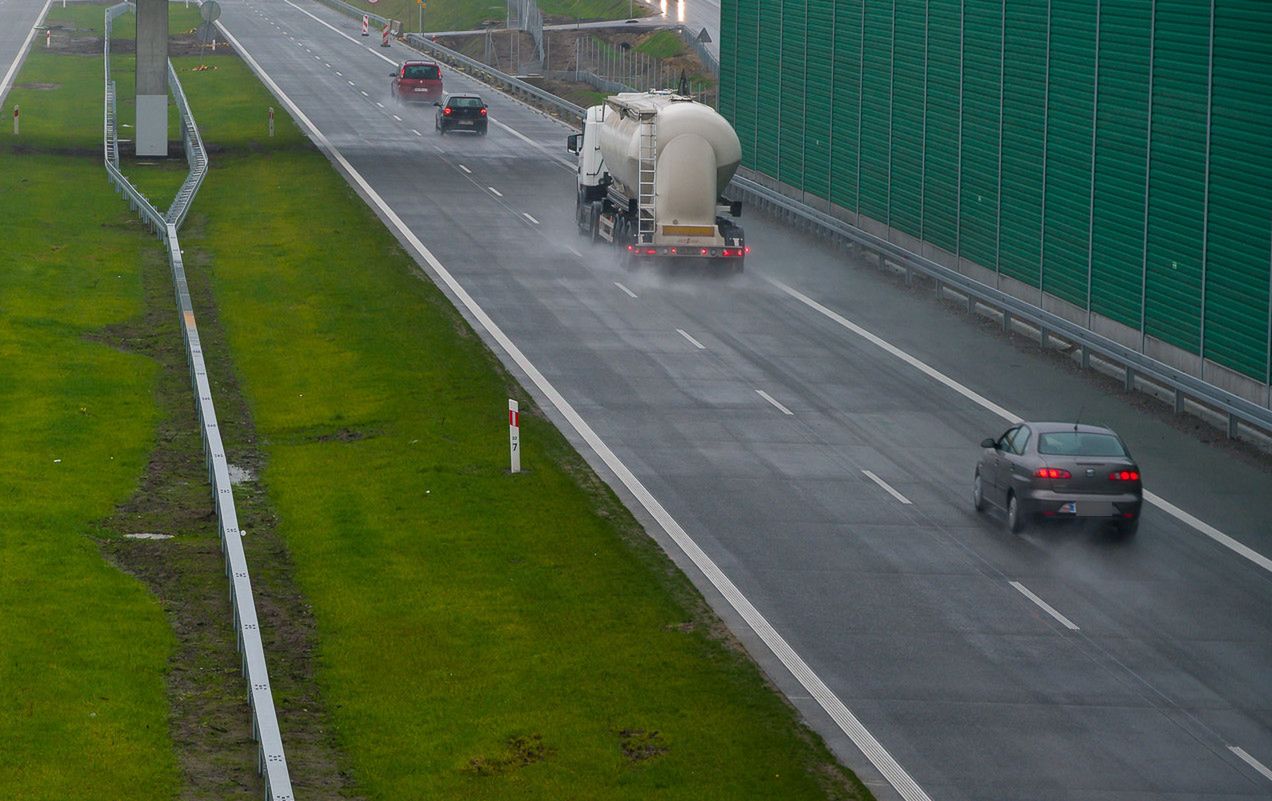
top-left (597, 92), bottom-right (742, 229)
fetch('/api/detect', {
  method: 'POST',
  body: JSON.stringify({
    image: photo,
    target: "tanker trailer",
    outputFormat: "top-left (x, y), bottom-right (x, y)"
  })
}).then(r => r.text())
top-left (566, 91), bottom-right (747, 271)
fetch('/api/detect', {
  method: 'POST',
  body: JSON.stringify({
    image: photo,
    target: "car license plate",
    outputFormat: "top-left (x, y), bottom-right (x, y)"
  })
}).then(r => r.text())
top-left (414, 88), bottom-right (428, 92)
top-left (1059, 502), bottom-right (1077, 514)
top-left (459, 121), bottom-right (473, 126)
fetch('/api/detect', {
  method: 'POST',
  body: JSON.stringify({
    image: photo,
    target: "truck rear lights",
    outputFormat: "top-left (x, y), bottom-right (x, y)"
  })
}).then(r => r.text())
top-left (700, 248), bottom-right (709, 255)
top-left (644, 248), bottom-right (658, 255)
top-left (626, 245), bottom-right (635, 252)
top-left (1109, 470), bottom-right (1140, 481)
top-left (1035, 468), bottom-right (1071, 479)
top-left (479, 108), bottom-right (488, 116)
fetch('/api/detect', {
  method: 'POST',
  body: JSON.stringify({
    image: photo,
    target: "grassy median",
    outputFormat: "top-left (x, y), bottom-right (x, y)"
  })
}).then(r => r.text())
top-left (0, 110), bottom-right (179, 801)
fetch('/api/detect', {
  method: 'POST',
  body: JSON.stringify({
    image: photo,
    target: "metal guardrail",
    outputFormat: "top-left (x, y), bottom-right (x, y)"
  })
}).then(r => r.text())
top-left (403, 33), bottom-right (584, 118)
top-left (733, 175), bottom-right (1272, 440)
top-left (395, 28), bottom-right (1271, 441)
top-left (100, 5), bottom-right (295, 799)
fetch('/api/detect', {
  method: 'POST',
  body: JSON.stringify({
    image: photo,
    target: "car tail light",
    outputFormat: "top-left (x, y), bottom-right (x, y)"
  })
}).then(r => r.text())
top-left (744, 246), bottom-right (751, 254)
top-left (669, 247), bottom-right (677, 254)
top-left (1109, 470), bottom-right (1140, 481)
top-left (480, 108), bottom-right (488, 116)
top-left (645, 248), bottom-right (657, 255)
top-left (626, 245), bottom-right (634, 252)
top-left (1035, 468), bottom-right (1071, 480)
top-left (443, 107), bottom-right (452, 116)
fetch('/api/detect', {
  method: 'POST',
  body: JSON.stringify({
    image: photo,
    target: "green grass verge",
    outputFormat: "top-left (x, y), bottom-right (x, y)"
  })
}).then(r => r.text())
top-left (635, 29), bottom-right (684, 59)
top-left (173, 44), bottom-right (871, 801)
top-left (332, 0), bottom-right (640, 35)
top-left (0, 111), bottom-right (179, 801)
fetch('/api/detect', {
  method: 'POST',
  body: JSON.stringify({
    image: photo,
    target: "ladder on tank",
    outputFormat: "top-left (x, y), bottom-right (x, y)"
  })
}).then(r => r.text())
top-left (636, 115), bottom-right (657, 245)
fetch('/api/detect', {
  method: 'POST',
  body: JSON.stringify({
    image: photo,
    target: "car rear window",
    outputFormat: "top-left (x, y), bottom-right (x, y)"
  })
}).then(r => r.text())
top-left (404, 65), bottom-right (439, 80)
top-left (1037, 432), bottom-right (1127, 457)
top-left (448, 97), bottom-right (483, 108)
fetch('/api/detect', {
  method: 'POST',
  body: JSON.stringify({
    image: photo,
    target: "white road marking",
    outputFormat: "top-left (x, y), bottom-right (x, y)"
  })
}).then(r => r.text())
top-left (283, 0), bottom-right (578, 173)
top-left (375, 101), bottom-right (383, 108)
top-left (458, 164), bottom-right (471, 173)
top-left (392, 114), bottom-right (402, 121)
top-left (411, 129), bottom-right (421, 136)
top-left (0, 0), bottom-right (53, 104)
top-left (488, 187), bottom-right (503, 197)
top-left (360, 90), bottom-right (369, 97)
top-left (768, 277), bottom-right (1272, 577)
top-left (336, 70), bottom-right (343, 76)
top-left (613, 281), bottom-right (637, 299)
top-left (313, 54), bottom-right (321, 60)
top-left (1230, 747), bottom-right (1272, 783)
top-left (756, 389), bottom-right (794, 416)
top-left (522, 212), bottom-right (540, 225)
top-left (218, 20), bottom-right (934, 801)
top-left (346, 80), bottom-right (354, 86)
top-left (862, 470), bottom-right (912, 505)
top-left (566, 246), bottom-right (583, 257)
top-left (324, 63), bottom-right (331, 68)
top-left (1009, 581), bottom-right (1080, 631)
top-left (676, 328), bottom-right (706, 350)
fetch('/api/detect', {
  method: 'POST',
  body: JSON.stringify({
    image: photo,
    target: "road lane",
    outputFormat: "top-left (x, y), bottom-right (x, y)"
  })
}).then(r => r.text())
top-left (212, 2), bottom-right (1272, 798)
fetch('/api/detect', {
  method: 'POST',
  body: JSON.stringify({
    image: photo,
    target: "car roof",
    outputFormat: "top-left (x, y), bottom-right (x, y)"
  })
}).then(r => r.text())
top-left (401, 59), bottom-right (438, 66)
top-left (1024, 422), bottom-right (1119, 436)
top-left (443, 93), bottom-right (484, 102)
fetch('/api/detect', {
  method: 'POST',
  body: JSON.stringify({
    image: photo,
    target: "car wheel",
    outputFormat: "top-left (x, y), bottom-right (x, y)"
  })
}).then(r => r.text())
top-left (1006, 492), bottom-right (1026, 534)
top-left (972, 470), bottom-right (986, 513)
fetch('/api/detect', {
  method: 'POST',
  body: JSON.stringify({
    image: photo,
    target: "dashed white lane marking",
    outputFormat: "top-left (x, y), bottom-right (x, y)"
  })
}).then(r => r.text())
top-left (1230, 747), bottom-right (1272, 783)
top-left (522, 212), bottom-right (540, 225)
top-left (613, 282), bottom-right (638, 299)
top-left (411, 129), bottom-right (421, 136)
top-left (767, 277), bottom-right (1272, 578)
top-left (488, 187), bottom-right (503, 197)
top-left (862, 470), bottom-right (912, 505)
top-left (566, 246), bottom-right (583, 257)
top-left (1009, 581), bottom-right (1080, 631)
top-left (324, 62), bottom-right (331, 68)
top-left (458, 164), bottom-right (471, 174)
top-left (756, 389), bottom-right (794, 416)
top-left (313, 54), bottom-right (320, 60)
top-left (676, 328), bottom-right (706, 350)
top-left (375, 101), bottom-right (383, 108)
top-left (346, 80), bottom-right (354, 86)
top-left (392, 114), bottom-right (402, 121)
top-left (336, 70), bottom-right (343, 76)
top-left (218, 19), bottom-right (933, 801)
top-left (361, 90), bottom-right (369, 97)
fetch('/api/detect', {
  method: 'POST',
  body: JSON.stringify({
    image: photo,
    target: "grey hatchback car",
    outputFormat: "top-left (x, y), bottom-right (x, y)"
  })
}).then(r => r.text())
top-left (973, 422), bottom-right (1143, 536)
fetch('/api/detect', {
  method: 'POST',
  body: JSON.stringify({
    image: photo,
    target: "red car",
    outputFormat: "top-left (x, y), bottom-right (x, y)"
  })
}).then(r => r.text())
top-left (390, 60), bottom-right (442, 103)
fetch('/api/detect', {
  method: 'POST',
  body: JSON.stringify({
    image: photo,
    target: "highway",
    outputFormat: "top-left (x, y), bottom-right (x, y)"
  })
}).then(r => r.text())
top-left (0, 0), bottom-right (52, 105)
top-left (213, 1), bottom-right (1272, 798)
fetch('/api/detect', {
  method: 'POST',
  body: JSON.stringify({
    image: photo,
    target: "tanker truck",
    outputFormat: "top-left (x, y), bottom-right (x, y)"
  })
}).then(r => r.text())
top-left (566, 91), bottom-right (747, 271)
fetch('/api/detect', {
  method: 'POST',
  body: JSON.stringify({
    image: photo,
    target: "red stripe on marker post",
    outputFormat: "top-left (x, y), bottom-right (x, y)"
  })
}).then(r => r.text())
top-left (508, 400), bottom-right (521, 474)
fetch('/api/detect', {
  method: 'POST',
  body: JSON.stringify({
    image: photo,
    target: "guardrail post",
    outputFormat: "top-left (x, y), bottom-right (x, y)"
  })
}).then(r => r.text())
top-left (1002, 310), bottom-right (1012, 333)
top-left (1174, 388), bottom-right (1186, 414)
top-left (1039, 326), bottom-right (1049, 348)
top-left (1081, 347), bottom-right (1091, 370)
top-left (1228, 412), bottom-right (1239, 439)
top-left (1125, 367), bottom-right (1135, 392)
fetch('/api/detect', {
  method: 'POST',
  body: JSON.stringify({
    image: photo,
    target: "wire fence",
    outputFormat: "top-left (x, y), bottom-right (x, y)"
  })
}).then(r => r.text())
top-left (505, 0), bottom-right (544, 67)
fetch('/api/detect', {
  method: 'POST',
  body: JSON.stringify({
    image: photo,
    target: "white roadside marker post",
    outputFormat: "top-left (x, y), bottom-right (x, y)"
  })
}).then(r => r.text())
top-left (12, 105), bottom-right (18, 136)
top-left (45, 28), bottom-right (51, 48)
top-left (267, 106), bottom-right (274, 137)
top-left (508, 400), bottom-right (521, 474)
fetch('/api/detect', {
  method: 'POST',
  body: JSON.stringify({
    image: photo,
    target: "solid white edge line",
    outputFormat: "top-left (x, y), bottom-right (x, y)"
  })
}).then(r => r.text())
top-left (0, 0), bottom-right (53, 105)
top-left (613, 281), bottom-right (637, 299)
top-left (1229, 746), bottom-right (1272, 783)
top-left (488, 186), bottom-right (503, 197)
top-left (215, 18), bottom-right (932, 801)
top-left (677, 328), bottom-right (706, 350)
top-left (1009, 581), bottom-right (1080, 631)
top-left (862, 470), bottom-right (913, 505)
top-left (756, 389), bottom-right (794, 416)
top-left (768, 277), bottom-right (1272, 577)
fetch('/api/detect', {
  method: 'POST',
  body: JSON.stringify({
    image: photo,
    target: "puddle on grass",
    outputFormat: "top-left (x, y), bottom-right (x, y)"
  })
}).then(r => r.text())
top-left (227, 463), bottom-right (256, 485)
